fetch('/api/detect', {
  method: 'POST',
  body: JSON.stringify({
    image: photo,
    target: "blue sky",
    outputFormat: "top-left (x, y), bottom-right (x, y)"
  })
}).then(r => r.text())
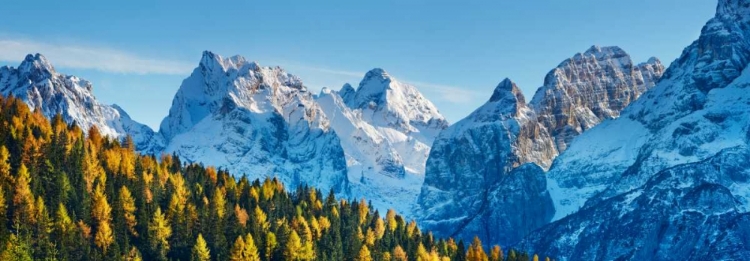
top-left (0, 0), bottom-right (717, 128)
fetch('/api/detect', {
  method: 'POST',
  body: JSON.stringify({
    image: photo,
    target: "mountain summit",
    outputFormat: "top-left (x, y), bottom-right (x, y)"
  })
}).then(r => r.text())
top-left (519, 0), bottom-right (750, 259)
top-left (159, 51), bottom-right (349, 193)
top-left (0, 53), bottom-right (164, 153)
top-left (317, 68), bottom-right (448, 214)
top-left (417, 45), bottom-right (664, 246)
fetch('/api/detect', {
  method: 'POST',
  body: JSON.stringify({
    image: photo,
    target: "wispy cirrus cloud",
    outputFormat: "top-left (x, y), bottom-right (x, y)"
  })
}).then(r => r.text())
top-left (282, 63), bottom-right (364, 78)
top-left (404, 80), bottom-right (482, 104)
top-left (0, 38), bottom-right (194, 75)
top-left (281, 61), bottom-right (481, 104)
top-left (0, 37), bottom-right (482, 104)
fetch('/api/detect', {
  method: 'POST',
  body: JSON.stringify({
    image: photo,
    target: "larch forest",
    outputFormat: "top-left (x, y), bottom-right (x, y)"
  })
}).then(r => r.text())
top-left (0, 94), bottom-right (549, 260)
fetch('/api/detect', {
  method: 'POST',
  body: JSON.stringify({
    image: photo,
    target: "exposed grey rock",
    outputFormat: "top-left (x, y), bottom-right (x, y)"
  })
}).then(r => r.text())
top-left (417, 46), bottom-right (662, 246)
top-left (531, 46), bottom-right (664, 152)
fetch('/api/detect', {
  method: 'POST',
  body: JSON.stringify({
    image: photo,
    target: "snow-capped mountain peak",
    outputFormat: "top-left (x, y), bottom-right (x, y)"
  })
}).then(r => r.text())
top-left (522, 1), bottom-right (750, 258)
top-left (316, 68), bottom-right (449, 215)
top-left (344, 68), bottom-right (448, 144)
top-left (18, 53), bottom-right (56, 80)
top-left (160, 51), bottom-right (348, 194)
top-left (0, 53), bottom-right (163, 154)
top-left (345, 68), bottom-right (398, 109)
top-left (199, 51), bottom-right (263, 77)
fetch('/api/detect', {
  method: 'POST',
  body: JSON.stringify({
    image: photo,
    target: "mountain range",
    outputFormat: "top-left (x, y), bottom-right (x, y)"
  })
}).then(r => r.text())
top-left (416, 46), bottom-right (664, 247)
top-left (2, 0), bottom-right (749, 259)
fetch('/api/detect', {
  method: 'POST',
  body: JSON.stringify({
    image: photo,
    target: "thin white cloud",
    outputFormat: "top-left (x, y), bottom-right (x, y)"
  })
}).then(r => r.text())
top-left (0, 38), bottom-right (194, 75)
top-left (405, 80), bottom-right (482, 104)
top-left (295, 65), bottom-right (363, 78)
top-left (0, 38), bottom-right (481, 103)
top-left (280, 61), bottom-right (482, 104)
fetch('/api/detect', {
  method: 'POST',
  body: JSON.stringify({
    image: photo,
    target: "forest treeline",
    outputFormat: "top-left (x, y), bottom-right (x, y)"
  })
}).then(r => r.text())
top-left (0, 95), bottom-right (550, 260)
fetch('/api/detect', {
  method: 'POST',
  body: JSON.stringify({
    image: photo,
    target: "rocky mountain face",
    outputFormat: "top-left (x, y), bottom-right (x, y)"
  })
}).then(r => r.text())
top-left (520, 0), bottom-right (750, 259)
top-left (417, 47), bottom-right (664, 246)
top-left (159, 51), bottom-right (349, 193)
top-left (0, 53), bottom-right (164, 153)
top-left (531, 46), bottom-right (664, 152)
top-left (417, 78), bottom-right (555, 245)
top-left (546, 0), bottom-right (750, 221)
top-left (316, 69), bottom-right (448, 214)
top-left (520, 147), bottom-right (750, 260)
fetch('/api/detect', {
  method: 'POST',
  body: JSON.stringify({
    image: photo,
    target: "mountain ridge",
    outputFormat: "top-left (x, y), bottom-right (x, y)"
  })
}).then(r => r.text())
top-left (417, 45), bottom-right (664, 247)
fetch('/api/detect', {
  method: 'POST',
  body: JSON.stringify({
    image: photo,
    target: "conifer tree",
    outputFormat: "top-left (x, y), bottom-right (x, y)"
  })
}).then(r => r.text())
top-left (357, 245), bottom-right (372, 261)
top-left (125, 246), bottom-right (143, 261)
top-left (243, 233), bottom-right (260, 261)
top-left (148, 207), bottom-right (172, 259)
top-left (191, 233), bottom-right (211, 261)
top-left (119, 186), bottom-right (138, 237)
top-left (466, 236), bottom-right (488, 261)
top-left (13, 164), bottom-right (35, 227)
top-left (0, 234), bottom-right (32, 261)
top-left (393, 245), bottom-right (408, 261)
top-left (91, 184), bottom-right (114, 254)
top-left (0, 146), bottom-right (11, 190)
top-left (229, 235), bottom-right (246, 261)
top-left (264, 232), bottom-right (277, 261)
top-left (284, 230), bottom-right (314, 260)
top-left (490, 245), bottom-right (503, 261)
top-left (385, 209), bottom-right (398, 232)
top-left (54, 203), bottom-right (75, 258)
top-left (507, 249), bottom-right (518, 261)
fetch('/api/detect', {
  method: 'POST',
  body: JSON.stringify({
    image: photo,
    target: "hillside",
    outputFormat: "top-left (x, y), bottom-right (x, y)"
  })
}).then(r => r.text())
top-left (0, 94), bottom-right (546, 260)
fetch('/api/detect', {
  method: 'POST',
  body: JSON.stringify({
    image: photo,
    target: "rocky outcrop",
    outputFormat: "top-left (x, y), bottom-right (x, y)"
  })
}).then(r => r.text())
top-left (546, 0), bottom-right (750, 221)
top-left (520, 1), bottom-right (750, 259)
top-left (0, 53), bottom-right (164, 154)
top-left (418, 79), bottom-right (557, 246)
top-left (531, 46), bottom-right (663, 152)
top-left (160, 51), bottom-right (349, 193)
top-left (417, 46), bottom-right (663, 246)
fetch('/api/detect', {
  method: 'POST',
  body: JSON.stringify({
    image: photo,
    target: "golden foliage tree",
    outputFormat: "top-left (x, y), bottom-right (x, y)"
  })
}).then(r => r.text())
top-left (191, 233), bottom-right (211, 261)
top-left (284, 230), bottom-right (314, 260)
top-left (91, 185), bottom-right (114, 253)
top-left (466, 236), bottom-right (488, 261)
top-left (148, 207), bottom-right (172, 258)
top-left (357, 245), bottom-right (372, 261)
top-left (393, 245), bottom-right (408, 261)
top-left (13, 164), bottom-right (35, 225)
top-left (119, 186), bottom-right (138, 237)
top-left (490, 245), bottom-right (503, 261)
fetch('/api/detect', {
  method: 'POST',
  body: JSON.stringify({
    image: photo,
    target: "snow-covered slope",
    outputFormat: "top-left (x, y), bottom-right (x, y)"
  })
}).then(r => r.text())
top-left (159, 51), bottom-right (349, 193)
top-left (519, 0), bottom-right (750, 259)
top-left (417, 47), bottom-right (663, 246)
top-left (546, 0), bottom-right (750, 221)
top-left (521, 147), bottom-right (750, 260)
top-left (344, 69), bottom-right (448, 146)
top-left (0, 53), bottom-right (163, 153)
top-left (316, 69), bottom-right (448, 214)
